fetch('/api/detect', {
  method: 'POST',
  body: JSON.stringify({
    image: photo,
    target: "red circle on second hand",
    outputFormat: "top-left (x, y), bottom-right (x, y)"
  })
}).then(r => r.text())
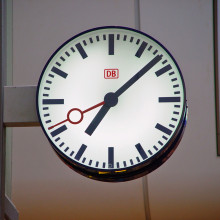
top-left (67, 108), bottom-right (84, 124)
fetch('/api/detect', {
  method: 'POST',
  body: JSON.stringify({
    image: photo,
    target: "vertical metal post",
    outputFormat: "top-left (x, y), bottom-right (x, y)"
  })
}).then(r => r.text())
top-left (5, 0), bottom-right (13, 198)
top-left (0, 0), bottom-right (6, 219)
top-left (134, 1), bottom-right (151, 220)
top-left (134, 0), bottom-right (141, 30)
top-left (214, 0), bottom-right (220, 156)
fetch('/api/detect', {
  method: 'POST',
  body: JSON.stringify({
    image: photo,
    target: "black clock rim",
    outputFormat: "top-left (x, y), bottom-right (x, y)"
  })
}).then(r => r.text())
top-left (36, 26), bottom-right (187, 182)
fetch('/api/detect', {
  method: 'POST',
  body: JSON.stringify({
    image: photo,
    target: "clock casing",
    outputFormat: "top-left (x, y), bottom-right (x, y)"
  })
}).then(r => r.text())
top-left (37, 26), bottom-right (187, 182)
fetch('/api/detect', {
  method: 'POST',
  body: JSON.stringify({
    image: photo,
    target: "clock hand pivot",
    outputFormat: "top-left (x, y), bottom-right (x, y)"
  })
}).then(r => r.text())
top-left (104, 92), bottom-right (118, 107)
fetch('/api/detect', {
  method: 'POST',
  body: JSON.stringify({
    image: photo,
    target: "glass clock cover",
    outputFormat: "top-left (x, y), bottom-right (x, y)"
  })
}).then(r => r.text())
top-left (37, 26), bottom-right (187, 182)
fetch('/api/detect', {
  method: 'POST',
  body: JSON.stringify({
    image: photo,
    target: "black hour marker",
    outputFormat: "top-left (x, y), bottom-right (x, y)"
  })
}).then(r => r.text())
top-left (169, 71), bottom-right (175, 76)
top-left (51, 66), bottom-right (68, 78)
top-left (135, 41), bottom-right (147, 58)
top-left (48, 74), bottom-right (54, 78)
top-left (123, 35), bottom-right (127, 41)
top-left (109, 34), bottom-right (114, 55)
top-left (43, 99), bottom-right (64, 105)
top-left (64, 147), bottom-right (69, 152)
top-left (75, 144), bottom-right (87, 161)
top-left (45, 120), bottom-right (51, 124)
top-left (82, 157), bottom-right (86, 163)
top-left (70, 47), bottom-right (75, 53)
top-left (75, 43), bottom-right (88, 59)
top-left (103, 162), bottom-right (106, 168)
top-left (155, 64), bottom-right (172, 77)
top-left (44, 113), bottom-right (49, 117)
top-left (159, 97), bottom-right (180, 103)
top-left (103, 34), bottom-right (106, 40)
top-left (70, 151), bottom-right (74, 156)
top-left (43, 107), bottom-right (48, 110)
top-left (171, 78), bottom-right (177, 82)
top-left (89, 160), bottom-right (92, 165)
top-left (130, 37), bottom-right (134, 42)
top-left (136, 39), bottom-right (140, 44)
top-left (130, 159), bottom-right (133, 165)
top-left (46, 80), bottom-right (52, 84)
top-left (108, 147), bottom-right (114, 168)
top-left (96, 36), bottom-right (100, 41)
top-left (89, 38), bottom-right (93, 43)
top-left (44, 87), bottom-right (50, 90)
top-left (116, 162), bottom-right (120, 168)
top-left (173, 84), bottom-right (179, 88)
top-left (136, 157), bottom-right (140, 162)
top-left (174, 105), bottom-right (180, 108)
top-left (117, 34), bottom-right (120, 40)
top-left (95, 161), bottom-right (99, 167)
top-left (155, 123), bottom-right (172, 135)
top-left (51, 125), bottom-right (67, 137)
top-left (135, 143), bottom-right (147, 160)
top-left (148, 150), bottom-right (153, 155)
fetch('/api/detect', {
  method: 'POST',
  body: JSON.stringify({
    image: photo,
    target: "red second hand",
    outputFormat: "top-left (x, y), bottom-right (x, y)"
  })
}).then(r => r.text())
top-left (48, 119), bottom-right (68, 130)
top-left (48, 101), bottom-right (105, 130)
top-left (83, 101), bottom-right (105, 113)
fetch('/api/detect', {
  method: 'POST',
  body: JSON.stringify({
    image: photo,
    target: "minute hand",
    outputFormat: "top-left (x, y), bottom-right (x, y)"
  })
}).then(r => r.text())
top-left (85, 54), bottom-right (162, 136)
top-left (115, 54), bottom-right (163, 97)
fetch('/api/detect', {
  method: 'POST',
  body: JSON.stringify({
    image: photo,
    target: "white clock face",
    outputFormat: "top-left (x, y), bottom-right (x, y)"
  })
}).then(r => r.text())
top-left (37, 27), bottom-right (187, 181)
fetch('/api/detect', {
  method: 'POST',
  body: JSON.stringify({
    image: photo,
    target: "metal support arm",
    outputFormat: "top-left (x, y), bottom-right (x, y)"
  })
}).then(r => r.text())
top-left (4, 86), bottom-right (39, 127)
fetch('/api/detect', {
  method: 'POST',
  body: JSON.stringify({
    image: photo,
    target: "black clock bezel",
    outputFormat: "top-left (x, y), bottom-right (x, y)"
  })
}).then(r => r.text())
top-left (36, 26), bottom-right (187, 182)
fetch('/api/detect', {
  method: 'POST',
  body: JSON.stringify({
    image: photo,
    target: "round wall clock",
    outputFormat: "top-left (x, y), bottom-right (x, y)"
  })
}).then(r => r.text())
top-left (37, 26), bottom-right (187, 182)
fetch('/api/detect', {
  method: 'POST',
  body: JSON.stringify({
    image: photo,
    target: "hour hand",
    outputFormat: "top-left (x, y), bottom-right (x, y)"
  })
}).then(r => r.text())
top-left (85, 92), bottom-right (118, 135)
top-left (85, 105), bottom-right (110, 135)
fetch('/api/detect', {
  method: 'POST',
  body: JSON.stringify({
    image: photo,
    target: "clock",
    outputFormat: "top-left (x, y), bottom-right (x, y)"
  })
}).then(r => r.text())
top-left (37, 26), bottom-right (187, 182)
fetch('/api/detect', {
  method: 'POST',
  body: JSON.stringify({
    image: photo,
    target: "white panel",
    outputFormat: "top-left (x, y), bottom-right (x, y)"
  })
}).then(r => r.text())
top-left (140, 0), bottom-right (220, 219)
top-left (12, 1), bottom-right (146, 220)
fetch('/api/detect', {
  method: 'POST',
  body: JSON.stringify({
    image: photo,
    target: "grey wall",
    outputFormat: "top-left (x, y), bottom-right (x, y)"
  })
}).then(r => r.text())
top-left (11, 0), bottom-right (220, 220)
top-left (140, 1), bottom-right (220, 219)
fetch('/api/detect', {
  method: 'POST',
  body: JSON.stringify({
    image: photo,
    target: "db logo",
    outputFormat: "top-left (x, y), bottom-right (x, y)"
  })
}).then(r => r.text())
top-left (104, 69), bottom-right (119, 79)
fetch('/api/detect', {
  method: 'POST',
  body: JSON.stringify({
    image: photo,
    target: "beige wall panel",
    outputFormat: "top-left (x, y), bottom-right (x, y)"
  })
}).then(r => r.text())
top-left (140, 0), bottom-right (220, 220)
top-left (12, 1), bottom-right (146, 220)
